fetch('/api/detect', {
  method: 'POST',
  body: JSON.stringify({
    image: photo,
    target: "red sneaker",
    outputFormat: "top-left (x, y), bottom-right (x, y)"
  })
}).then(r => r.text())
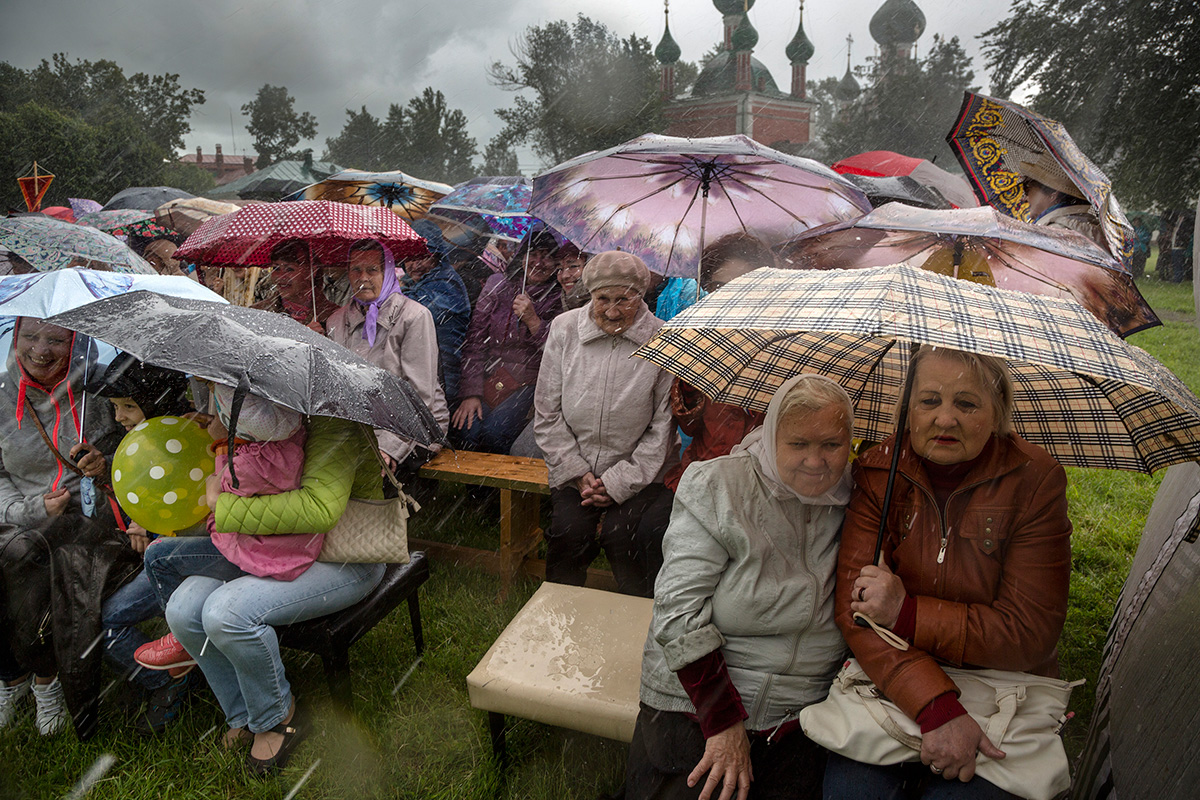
top-left (134, 633), bottom-right (197, 671)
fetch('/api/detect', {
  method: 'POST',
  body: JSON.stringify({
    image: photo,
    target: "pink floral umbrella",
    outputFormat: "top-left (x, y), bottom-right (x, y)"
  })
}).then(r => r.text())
top-left (530, 134), bottom-right (871, 278)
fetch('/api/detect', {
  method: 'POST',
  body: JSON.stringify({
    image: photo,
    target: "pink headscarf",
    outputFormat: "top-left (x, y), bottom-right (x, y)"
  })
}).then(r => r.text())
top-left (352, 242), bottom-right (403, 348)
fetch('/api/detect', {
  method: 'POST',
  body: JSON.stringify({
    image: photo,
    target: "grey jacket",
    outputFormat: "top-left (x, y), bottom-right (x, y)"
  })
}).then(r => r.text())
top-left (533, 303), bottom-right (677, 504)
top-left (327, 292), bottom-right (449, 461)
top-left (639, 451), bottom-right (847, 731)
top-left (0, 331), bottom-right (122, 527)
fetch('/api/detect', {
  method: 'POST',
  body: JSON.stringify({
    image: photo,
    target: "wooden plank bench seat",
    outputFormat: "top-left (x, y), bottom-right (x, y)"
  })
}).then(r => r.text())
top-left (413, 450), bottom-right (616, 595)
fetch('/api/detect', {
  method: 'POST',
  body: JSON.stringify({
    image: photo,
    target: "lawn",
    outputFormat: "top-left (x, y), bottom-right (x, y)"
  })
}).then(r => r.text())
top-left (3, 275), bottom-right (1197, 799)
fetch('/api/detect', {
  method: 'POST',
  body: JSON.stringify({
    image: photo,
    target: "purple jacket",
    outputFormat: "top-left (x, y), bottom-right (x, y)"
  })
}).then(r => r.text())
top-left (459, 272), bottom-right (563, 401)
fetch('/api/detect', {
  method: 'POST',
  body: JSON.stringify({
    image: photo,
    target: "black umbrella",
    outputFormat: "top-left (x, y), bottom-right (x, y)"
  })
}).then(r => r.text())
top-left (103, 187), bottom-right (195, 211)
top-left (842, 174), bottom-right (953, 210)
top-left (47, 292), bottom-right (446, 483)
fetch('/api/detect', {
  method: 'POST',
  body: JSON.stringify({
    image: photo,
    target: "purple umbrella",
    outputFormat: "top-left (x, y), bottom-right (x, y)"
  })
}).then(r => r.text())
top-left (530, 133), bottom-right (871, 279)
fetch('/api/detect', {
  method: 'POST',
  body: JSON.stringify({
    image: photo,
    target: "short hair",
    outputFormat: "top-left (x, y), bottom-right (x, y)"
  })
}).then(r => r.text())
top-left (269, 239), bottom-right (309, 265)
top-left (699, 233), bottom-right (777, 291)
top-left (905, 345), bottom-right (1014, 436)
top-left (776, 374), bottom-right (853, 433)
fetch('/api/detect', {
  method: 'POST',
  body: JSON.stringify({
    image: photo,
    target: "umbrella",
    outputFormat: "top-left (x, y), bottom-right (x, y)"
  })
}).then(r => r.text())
top-left (832, 150), bottom-right (978, 210)
top-left (636, 264), bottom-right (1200, 475)
top-left (284, 169), bottom-right (454, 223)
top-left (40, 206), bottom-right (76, 223)
top-left (947, 91), bottom-right (1135, 267)
top-left (0, 267), bottom-right (225, 319)
top-left (776, 203), bottom-right (1160, 338)
top-left (530, 133), bottom-right (871, 278)
top-left (75, 209), bottom-right (176, 240)
top-left (155, 197), bottom-right (240, 236)
top-left (46, 291), bottom-right (446, 452)
top-left (68, 198), bottom-right (102, 218)
top-left (102, 186), bottom-right (195, 211)
top-left (842, 175), bottom-right (952, 210)
top-left (426, 177), bottom-right (534, 243)
top-left (0, 216), bottom-right (155, 274)
top-left (175, 200), bottom-right (427, 267)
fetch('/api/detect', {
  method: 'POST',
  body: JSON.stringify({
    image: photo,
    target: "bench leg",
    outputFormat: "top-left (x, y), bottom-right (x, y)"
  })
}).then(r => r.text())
top-left (488, 711), bottom-right (507, 766)
top-left (499, 489), bottom-right (542, 599)
top-left (407, 593), bottom-right (424, 656)
top-left (324, 650), bottom-right (353, 710)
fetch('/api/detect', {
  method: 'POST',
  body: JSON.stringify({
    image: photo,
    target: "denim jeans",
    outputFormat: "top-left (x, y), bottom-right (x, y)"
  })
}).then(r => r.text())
top-left (452, 384), bottom-right (535, 454)
top-left (822, 753), bottom-right (1019, 800)
top-left (164, 561), bottom-right (384, 733)
top-left (100, 570), bottom-right (169, 691)
top-left (143, 535), bottom-right (245, 611)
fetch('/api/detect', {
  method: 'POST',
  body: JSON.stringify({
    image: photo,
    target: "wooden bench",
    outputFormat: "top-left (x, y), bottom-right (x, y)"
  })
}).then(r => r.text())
top-left (466, 582), bottom-right (653, 762)
top-left (414, 450), bottom-right (616, 596)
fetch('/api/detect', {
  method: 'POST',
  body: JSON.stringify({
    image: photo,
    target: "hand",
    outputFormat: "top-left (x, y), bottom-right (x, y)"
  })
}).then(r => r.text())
top-left (207, 412), bottom-right (229, 442)
top-left (512, 294), bottom-right (541, 334)
top-left (850, 561), bottom-right (908, 628)
top-left (452, 397), bottom-right (484, 430)
top-left (381, 452), bottom-right (398, 475)
top-left (127, 523), bottom-right (150, 554)
top-left (670, 380), bottom-right (706, 425)
top-left (43, 488), bottom-right (70, 517)
top-left (180, 411), bottom-right (213, 429)
top-left (68, 443), bottom-right (107, 478)
top-left (204, 474), bottom-right (221, 510)
top-left (922, 714), bottom-right (1005, 782)
top-left (306, 319), bottom-right (325, 334)
top-left (579, 474), bottom-right (614, 507)
top-left (687, 722), bottom-right (753, 800)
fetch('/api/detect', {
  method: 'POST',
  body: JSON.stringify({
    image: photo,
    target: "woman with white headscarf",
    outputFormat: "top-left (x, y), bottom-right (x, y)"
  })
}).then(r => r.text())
top-left (626, 374), bottom-right (854, 800)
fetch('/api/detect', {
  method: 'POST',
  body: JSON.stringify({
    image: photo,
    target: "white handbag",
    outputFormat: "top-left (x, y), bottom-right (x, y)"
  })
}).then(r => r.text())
top-left (316, 494), bottom-right (415, 564)
top-left (799, 658), bottom-right (1084, 800)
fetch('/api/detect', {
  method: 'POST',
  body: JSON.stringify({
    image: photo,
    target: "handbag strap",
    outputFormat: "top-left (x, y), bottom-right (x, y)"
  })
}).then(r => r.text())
top-left (25, 395), bottom-right (85, 479)
top-left (854, 611), bottom-right (910, 651)
top-left (854, 683), bottom-right (924, 751)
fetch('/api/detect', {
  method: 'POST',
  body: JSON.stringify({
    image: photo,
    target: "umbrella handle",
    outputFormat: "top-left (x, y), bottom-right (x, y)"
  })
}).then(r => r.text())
top-left (225, 373), bottom-right (252, 490)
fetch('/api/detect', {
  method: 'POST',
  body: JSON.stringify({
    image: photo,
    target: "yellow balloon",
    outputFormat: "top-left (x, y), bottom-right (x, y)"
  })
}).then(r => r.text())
top-left (111, 415), bottom-right (215, 534)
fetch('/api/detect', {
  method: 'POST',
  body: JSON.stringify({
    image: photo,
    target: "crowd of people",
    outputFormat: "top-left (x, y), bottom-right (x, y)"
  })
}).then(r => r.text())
top-left (0, 193), bottom-right (1078, 798)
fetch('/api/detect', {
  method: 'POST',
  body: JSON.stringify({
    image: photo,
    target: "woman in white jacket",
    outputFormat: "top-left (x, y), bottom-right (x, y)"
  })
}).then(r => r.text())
top-left (626, 374), bottom-right (853, 800)
top-left (533, 251), bottom-right (678, 597)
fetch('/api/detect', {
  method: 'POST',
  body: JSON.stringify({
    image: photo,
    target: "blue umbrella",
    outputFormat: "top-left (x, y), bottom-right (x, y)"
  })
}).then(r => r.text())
top-left (0, 267), bottom-right (225, 319)
top-left (427, 177), bottom-right (534, 242)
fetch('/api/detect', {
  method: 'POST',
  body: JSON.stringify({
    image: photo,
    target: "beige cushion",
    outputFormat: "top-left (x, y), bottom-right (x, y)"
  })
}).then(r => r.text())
top-left (467, 582), bottom-right (653, 742)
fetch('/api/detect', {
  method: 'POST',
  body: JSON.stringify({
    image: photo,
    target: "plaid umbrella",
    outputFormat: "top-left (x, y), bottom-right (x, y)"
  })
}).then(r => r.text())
top-left (284, 169), bottom-right (453, 223)
top-left (0, 215), bottom-right (155, 274)
top-left (636, 264), bottom-right (1200, 474)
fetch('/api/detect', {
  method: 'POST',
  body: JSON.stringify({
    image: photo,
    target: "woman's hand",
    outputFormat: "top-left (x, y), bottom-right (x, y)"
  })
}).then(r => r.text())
top-left (68, 443), bottom-right (107, 478)
top-left (578, 473), bottom-right (614, 507)
top-left (205, 474), bottom-right (221, 510)
top-left (670, 380), bottom-right (706, 425)
top-left (180, 411), bottom-right (213, 429)
top-left (512, 293), bottom-right (542, 335)
top-left (43, 488), bottom-right (70, 517)
top-left (127, 522), bottom-right (150, 554)
top-left (380, 452), bottom-right (398, 475)
top-left (687, 721), bottom-right (753, 800)
top-left (452, 397), bottom-right (483, 430)
top-left (850, 561), bottom-right (907, 628)
top-left (922, 714), bottom-right (1006, 782)
top-left (306, 319), bottom-right (325, 335)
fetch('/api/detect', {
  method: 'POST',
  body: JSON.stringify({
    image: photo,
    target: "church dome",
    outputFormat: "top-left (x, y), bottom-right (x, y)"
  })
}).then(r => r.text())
top-left (731, 15), bottom-right (759, 51)
top-left (869, 0), bottom-right (926, 46)
top-left (713, 0), bottom-right (755, 15)
top-left (834, 66), bottom-right (861, 101)
top-left (786, 16), bottom-right (815, 64)
top-left (693, 50), bottom-right (784, 97)
top-left (656, 20), bottom-right (681, 64)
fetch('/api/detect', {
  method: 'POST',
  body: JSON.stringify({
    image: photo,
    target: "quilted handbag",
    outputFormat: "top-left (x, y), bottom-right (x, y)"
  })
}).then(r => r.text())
top-left (799, 658), bottom-right (1084, 800)
top-left (317, 493), bottom-right (416, 564)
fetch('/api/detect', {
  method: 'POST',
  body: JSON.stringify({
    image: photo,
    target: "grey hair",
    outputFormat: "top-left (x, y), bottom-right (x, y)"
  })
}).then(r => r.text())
top-left (904, 345), bottom-right (1014, 436)
top-left (777, 374), bottom-right (853, 433)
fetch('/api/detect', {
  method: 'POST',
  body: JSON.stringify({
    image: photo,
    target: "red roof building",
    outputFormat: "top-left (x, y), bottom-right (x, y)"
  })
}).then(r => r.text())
top-left (178, 145), bottom-right (257, 186)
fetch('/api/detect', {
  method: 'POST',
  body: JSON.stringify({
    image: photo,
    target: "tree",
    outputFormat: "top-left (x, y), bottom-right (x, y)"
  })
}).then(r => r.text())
top-left (242, 84), bottom-right (317, 168)
top-left (981, 0), bottom-right (1200, 209)
top-left (324, 106), bottom-right (387, 170)
top-left (482, 135), bottom-right (521, 176)
top-left (489, 15), bottom-right (664, 166)
top-left (818, 36), bottom-right (977, 165)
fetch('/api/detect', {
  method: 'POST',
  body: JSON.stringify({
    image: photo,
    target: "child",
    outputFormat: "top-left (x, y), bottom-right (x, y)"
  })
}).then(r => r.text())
top-left (134, 383), bottom-right (308, 672)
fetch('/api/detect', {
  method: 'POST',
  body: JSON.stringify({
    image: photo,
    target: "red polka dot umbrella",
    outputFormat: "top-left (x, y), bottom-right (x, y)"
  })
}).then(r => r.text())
top-left (175, 200), bottom-right (428, 267)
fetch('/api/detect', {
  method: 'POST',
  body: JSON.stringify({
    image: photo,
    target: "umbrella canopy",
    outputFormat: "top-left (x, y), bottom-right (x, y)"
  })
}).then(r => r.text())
top-left (636, 264), bottom-right (1200, 474)
top-left (175, 200), bottom-right (427, 267)
top-left (842, 175), bottom-right (952, 210)
top-left (0, 215), bottom-right (155, 274)
top-left (947, 91), bottom-right (1135, 267)
top-left (427, 177), bottom-right (534, 242)
top-left (531, 133), bottom-right (871, 278)
top-left (284, 169), bottom-right (454, 223)
top-left (46, 291), bottom-right (446, 448)
top-left (69, 198), bottom-right (102, 218)
top-left (155, 197), bottom-right (240, 236)
top-left (102, 186), bottom-right (195, 211)
top-left (41, 206), bottom-right (75, 223)
top-left (210, 158), bottom-right (344, 203)
top-left (832, 150), bottom-right (978, 210)
top-left (776, 203), bottom-right (1159, 338)
top-left (76, 209), bottom-right (176, 240)
top-left (0, 267), bottom-right (224, 319)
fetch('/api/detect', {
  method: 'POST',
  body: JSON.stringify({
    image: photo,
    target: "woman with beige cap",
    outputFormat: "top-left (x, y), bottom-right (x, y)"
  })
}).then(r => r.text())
top-left (533, 251), bottom-right (678, 597)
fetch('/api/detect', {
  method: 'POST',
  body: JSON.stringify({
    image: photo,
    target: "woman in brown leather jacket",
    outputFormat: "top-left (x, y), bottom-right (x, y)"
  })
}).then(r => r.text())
top-left (825, 346), bottom-right (1072, 799)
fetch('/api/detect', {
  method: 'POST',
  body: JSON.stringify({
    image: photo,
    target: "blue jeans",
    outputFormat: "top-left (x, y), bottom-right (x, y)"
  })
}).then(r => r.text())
top-left (164, 561), bottom-right (384, 733)
top-left (453, 384), bottom-right (535, 454)
top-left (143, 535), bottom-right (245, 611)
top-left (822, 753), bottom-right (1019, 800)
top-left (100, 570), bottom-right (169, 691)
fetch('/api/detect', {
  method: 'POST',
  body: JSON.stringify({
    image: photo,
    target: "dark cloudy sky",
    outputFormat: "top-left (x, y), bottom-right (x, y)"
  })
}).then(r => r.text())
top-left (1, 0), bottom-right (1012, 173)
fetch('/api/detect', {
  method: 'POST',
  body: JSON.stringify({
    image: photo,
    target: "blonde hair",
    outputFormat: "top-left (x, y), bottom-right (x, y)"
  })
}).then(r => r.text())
top-left (905, 346), bottom-right (1014, 436)
top-left (777, 374), bottom-right (853, 433)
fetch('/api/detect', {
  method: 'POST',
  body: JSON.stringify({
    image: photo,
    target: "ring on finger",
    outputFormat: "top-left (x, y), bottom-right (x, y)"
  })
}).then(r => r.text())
top-left (930, 765), bottom-right (944, 775)
top-left (857, 587), bottom-right (866, 602)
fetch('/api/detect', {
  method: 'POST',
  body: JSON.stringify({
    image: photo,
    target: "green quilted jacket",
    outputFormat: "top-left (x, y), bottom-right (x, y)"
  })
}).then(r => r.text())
top-left (213, 416), bottom-right (383, 535)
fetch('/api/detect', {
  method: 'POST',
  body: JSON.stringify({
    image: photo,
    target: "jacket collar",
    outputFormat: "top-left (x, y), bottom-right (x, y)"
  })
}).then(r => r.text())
top-left (341, 291), bottom-right (406, 329)
top-left (577, 301), bottom-right (657, 346)
top-left (859, 431), bottom-right (1034, 491)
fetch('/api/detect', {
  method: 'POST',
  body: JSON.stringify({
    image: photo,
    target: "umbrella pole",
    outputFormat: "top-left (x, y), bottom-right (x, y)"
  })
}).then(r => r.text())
top-left (697, 183), bottom-right (710, 285)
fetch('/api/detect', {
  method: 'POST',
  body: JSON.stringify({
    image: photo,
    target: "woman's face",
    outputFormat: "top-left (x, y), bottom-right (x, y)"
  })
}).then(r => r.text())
top-left (589, 286), bottom-right (642, 336)
top-left (525, 247), bottom-right (558, 285)
top-left (349, 248), bottom-right (385, 302)
top-left (270, 257), bottom-right (312, 302)
top-left (404, 255), bottom-right (437, 282)
top-left (909, 352), bottom-right (998, 465)
top-left (557, 253), bottom-right (585, 294)
top-left (110, 397), bottom-right (146, 432)
top-left (16, 319), bottom-right (71, 387)
top-left (774, 403), bottom-right (851, 496)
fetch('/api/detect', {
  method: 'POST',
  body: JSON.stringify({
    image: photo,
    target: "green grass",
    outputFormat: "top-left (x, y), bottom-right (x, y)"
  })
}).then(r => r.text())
top-left (4, 278), bottom-right (1198, 798)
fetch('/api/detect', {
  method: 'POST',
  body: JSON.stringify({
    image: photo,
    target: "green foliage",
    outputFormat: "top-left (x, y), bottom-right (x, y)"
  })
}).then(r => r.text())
top-left (482, 135), bottom-right (521, 176)
top-left (818, 35), bottom-right (977, 164)
top-left (982, 0), bottom-right (1200, 209)
top-left (160, 161), bottom-right (216, 196)
top-left (489, 14), bottom-right (664, 166)
top-left (242, 84), bottom-right (318, 169)
top-left (323, 105), bottom-right (388, 171)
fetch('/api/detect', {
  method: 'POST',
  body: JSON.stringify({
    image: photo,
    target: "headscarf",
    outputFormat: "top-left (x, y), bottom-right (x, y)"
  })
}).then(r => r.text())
top-left (352, 242), bottom-right (402, 348)
top-left (212, 383), bottom-right (302, 443)
top-left (732, 373), bottom-right (853, 506)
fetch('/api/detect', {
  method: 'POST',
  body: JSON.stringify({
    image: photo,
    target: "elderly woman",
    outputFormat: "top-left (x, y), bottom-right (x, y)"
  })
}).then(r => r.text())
top-left (534, 251), bottom-right (677, 597)
top-left (257, 240), bottom-right (341, 333)
top-left (326, 239), bottom-right (448, 476)
top-left (626, 374), bottom-right (854, 800)
top-left (825, 346), bottom-right (1072, 797)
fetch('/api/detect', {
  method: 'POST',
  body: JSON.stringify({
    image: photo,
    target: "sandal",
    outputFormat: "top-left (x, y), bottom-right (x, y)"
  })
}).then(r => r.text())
top-left (222, 727), bottom-right (253, 751)
top-left (245, 707), bottom-right (308, 777)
